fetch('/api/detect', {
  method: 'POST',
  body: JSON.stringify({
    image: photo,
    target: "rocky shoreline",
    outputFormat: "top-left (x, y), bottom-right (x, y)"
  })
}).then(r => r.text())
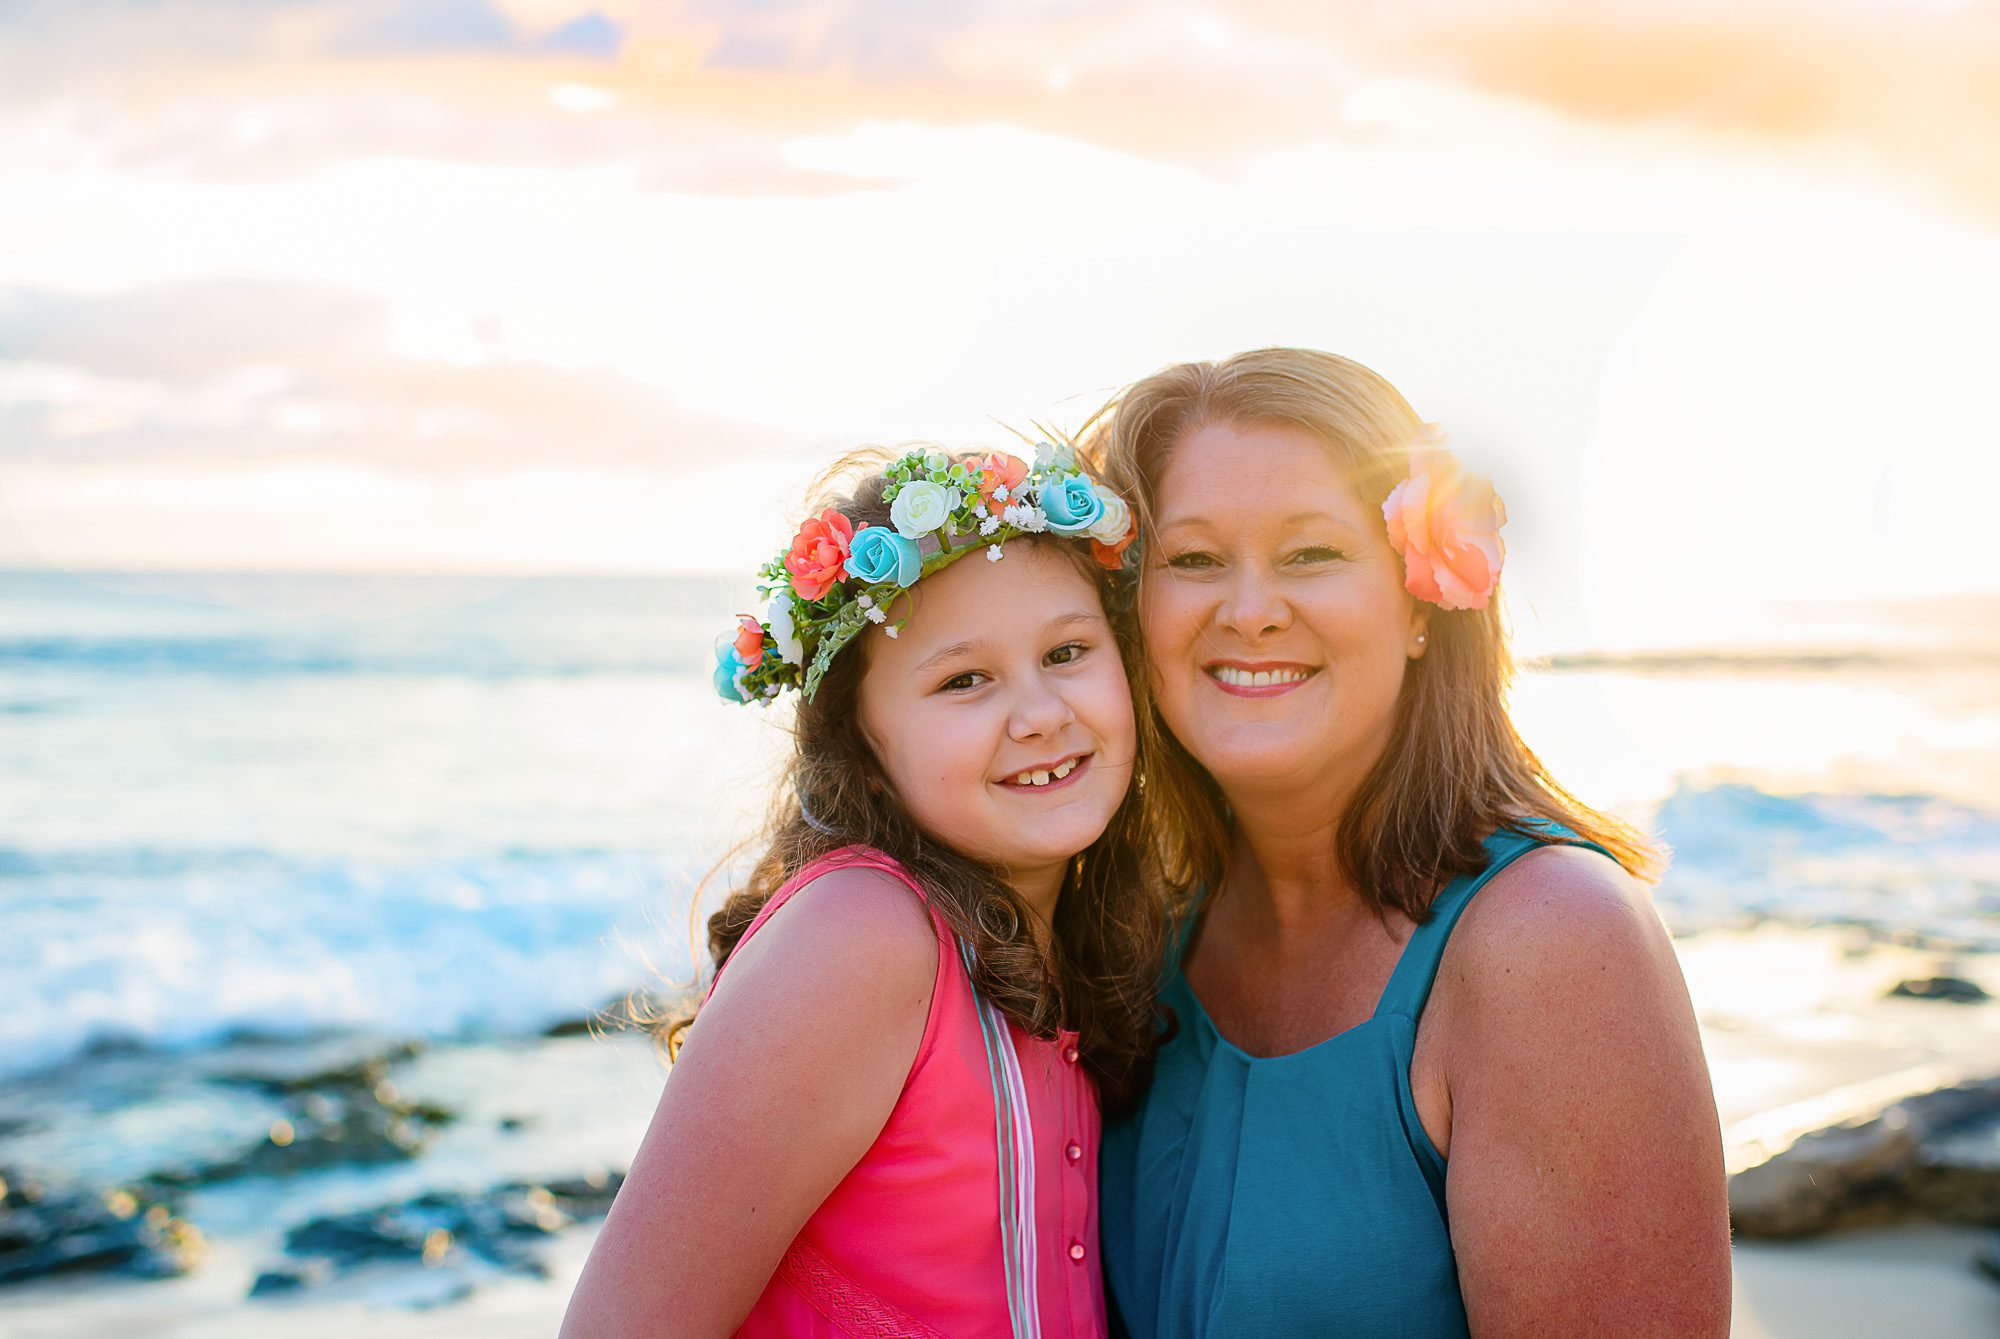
top-left (2, 935), bottom-right (1997, 1324)
top-left (0, 997), bottom-right (666, 1310)
top-left (1729, 1068), bottom-right (2000, 1238)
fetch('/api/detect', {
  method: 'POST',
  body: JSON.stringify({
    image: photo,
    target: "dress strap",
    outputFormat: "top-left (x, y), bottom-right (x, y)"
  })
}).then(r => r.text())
top-left (1371, 822), bottom-right (1614, 1022)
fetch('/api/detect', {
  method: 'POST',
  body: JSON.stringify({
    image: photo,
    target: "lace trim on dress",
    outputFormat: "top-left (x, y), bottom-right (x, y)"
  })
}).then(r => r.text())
top-left (777, 1238), bottom-right (952, 1339)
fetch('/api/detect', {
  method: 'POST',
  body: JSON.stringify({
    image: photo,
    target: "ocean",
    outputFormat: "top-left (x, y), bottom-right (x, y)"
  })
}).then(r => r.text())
top-left (5, 568), bottom-right (1997, 1086)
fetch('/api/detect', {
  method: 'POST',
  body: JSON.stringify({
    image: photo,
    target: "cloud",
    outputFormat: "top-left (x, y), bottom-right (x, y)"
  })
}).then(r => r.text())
top-left (539, 10), bottom-right (623, 59)
top-left (0, 280), bottom-right (797, 473)
top-left (334, 0), bottom-right (523, 56)
top-left (1382, 3), bottom-right (2000, 221)
top-left (0, 281), bottom-right (384, 381)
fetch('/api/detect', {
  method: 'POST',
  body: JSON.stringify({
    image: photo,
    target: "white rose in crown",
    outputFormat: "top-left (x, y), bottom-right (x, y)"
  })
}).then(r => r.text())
top-left (1085, 491), bottom-right (1132, 546)
top-left (890, 480), bottom-right (952, 538)
top-left (765, 596), bottom-right (804, 665)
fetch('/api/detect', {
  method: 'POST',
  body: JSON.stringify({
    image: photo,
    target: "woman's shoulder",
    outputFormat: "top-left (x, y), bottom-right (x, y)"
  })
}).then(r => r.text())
top-left (1443, 835), bottom-right (1682, 1024)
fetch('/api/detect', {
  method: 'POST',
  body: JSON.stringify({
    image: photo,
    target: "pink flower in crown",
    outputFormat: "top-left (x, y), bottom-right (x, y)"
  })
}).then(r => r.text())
top-left (975, 452), bottom-right (1029, 517)
top-left (1381, 434), bottom-right (1507, 611)
top-left (784, 510), bottom-right (856, 602)
top-left (731, 614), bottom-right (765, 670)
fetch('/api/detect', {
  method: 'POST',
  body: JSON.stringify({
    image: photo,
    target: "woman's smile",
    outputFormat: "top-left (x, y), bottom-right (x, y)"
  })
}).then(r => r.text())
top-left (1202, 660), bottom-right (1320, 697)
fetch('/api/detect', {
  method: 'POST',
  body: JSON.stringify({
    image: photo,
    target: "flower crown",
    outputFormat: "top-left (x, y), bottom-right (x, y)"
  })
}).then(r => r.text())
top-left (1381, 426), bottom-right (1507, 612)
top-left (716, 442), bottom-right (1138, 704)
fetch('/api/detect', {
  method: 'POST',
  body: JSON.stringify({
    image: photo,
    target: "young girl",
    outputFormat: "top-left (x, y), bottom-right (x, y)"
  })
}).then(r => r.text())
top-left (560, 444), bottom-right (1163, 1339)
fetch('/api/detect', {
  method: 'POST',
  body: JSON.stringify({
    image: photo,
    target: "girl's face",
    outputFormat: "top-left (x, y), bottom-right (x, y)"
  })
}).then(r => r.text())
top-left (857, 539), bottom-right (1136, 894)
top-left (1139, 419), bottom-right (1427, 802)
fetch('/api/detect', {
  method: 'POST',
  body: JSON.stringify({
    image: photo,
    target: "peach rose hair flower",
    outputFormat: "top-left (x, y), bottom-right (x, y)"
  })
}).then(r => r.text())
top-left (1381, 429), bottom-right (1507, 611)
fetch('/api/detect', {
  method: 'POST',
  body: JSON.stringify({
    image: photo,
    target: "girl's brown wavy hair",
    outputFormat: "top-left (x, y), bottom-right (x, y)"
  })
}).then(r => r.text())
top-left (663, 447), bottom-right (1171, 1116)
top-left (1078, 348), bottom-right (1663, 922)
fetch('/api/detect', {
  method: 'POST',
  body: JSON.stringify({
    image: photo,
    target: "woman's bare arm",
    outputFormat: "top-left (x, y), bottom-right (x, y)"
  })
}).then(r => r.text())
top-left (1439, 845), bottom-right (1732, 1338)
top-left (558, 867), bottom-right (939, 1339)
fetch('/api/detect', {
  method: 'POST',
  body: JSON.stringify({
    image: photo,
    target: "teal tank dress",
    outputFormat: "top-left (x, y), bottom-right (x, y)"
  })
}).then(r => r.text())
top-left (1099, 825), bottom-right (1610, 1338)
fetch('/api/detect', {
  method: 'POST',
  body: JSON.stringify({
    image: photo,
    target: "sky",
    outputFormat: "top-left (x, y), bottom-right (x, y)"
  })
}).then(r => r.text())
top-left (3, 0), bottom-right (1999, 651)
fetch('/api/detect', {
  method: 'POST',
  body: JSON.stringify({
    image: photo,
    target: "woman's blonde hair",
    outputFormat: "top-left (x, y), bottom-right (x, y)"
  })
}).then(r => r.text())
top-left (666, 447), bottom-right (1171, 1114)
top-left (1080, 347), bottom-right (1662, 921)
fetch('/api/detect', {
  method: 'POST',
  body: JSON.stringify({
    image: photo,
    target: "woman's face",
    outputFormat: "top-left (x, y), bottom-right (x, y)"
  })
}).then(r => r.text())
top-left (1139, 419), bottom-right (1427, 801)
top-left (857, 538), bottom-right (1137, 893)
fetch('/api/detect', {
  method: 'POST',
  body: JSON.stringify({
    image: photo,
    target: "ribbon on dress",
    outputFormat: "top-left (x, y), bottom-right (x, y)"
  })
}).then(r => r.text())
top-left (957, 939), bottom-right (1042, 1339)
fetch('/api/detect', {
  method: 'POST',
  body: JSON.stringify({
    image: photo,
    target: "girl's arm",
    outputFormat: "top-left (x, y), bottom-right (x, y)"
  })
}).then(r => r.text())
top-left (559, 866), bottom-right (940, 1339)
top-left (1437, 844), bottom-right (1733, 1338)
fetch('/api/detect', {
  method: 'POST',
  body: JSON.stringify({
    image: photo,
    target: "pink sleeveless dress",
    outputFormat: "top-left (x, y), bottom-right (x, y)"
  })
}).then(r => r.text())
top-left (714, 846), bottom-right (1108, 1339)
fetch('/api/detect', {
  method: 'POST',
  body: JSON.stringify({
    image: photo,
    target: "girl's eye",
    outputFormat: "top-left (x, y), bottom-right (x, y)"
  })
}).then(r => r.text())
top-left (1164, 551), bottom-right (1218, 570)
top-left (939, 670), bottom-right (987, 693)
top-left (1046, 641), bottom-right (1088, 667)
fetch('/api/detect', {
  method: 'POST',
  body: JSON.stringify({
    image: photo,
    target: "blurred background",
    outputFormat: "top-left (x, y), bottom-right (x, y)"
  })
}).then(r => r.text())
top-left (3, 1), bottom-right (1998, 1334)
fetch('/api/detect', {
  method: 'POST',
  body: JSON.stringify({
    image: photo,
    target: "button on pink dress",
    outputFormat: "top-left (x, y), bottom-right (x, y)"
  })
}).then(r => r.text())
top-left (716, 846), bottom-right (1108, 1339)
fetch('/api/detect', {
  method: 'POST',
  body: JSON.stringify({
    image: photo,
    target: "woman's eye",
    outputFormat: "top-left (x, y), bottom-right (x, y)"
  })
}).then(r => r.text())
top-left (1164, 551), bottom-right (1218, 570)
top-left (1046, 641), bottom-right (1088, 667)
top-left (1291, 545), bottom-right (1346, 564)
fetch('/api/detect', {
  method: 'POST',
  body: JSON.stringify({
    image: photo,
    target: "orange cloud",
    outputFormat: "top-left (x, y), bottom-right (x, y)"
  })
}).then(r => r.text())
top-left (1385, 4), bottom-right (2000, 220)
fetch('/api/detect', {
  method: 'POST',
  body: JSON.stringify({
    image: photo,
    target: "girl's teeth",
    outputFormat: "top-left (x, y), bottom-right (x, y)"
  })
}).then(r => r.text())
top-left (1009, 757), bottom-right (1081, 788)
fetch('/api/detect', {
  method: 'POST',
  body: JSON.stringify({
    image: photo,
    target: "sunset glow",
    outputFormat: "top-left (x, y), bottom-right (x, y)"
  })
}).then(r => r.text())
top-left (4, 0), bottom-right (1997, 654)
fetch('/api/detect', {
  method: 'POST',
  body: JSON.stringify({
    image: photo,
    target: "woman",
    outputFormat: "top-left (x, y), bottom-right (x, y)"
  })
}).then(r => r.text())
top-left (1086, 349), bottom-right (1731, 1338)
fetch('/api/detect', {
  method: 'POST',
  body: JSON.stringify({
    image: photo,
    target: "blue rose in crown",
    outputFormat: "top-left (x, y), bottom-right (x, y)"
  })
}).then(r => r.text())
top-left (845, 525), bottom-right (921, 587)
top-left (1039, 474), bottom-right (1105, 535)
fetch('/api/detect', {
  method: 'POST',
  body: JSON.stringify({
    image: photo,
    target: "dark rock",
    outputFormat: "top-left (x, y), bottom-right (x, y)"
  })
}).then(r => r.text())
top-left (140, 1068), bottom-right (456, 1191)
top-left (497, 1114), bottom-right (533, 1133)
top-left (260, 1170), bottom-right (624, 1300)
top-left (1978, 1233), bottom-right (2000, 1287)
top-left (1730, 1110), bottom-right (1918, 1237)
top-left (0, 1170), bottom-right (205, 1287)
top-left (535, 1168), bottom-right (624, 1218)
top-left (211, 1038), bottom-right (426, 1094)
top-left (541, 991), bottom-right (667, 1039)
top-left (249, 1260), bottom-right (332, 1295)
top-left (286, 1208), bottom-right (437, 1265)
top-left (1732, 1076), bottom-right (2000, 1238)
top-left (1888, 976), bottom-right (1992, 1004)
top-left (1910, 1108), bottom-right (2000, 1224)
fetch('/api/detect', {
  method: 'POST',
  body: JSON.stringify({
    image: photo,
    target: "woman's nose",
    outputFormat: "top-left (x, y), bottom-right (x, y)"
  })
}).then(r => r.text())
top-left (1215, 565), bottom-right (1291, 639)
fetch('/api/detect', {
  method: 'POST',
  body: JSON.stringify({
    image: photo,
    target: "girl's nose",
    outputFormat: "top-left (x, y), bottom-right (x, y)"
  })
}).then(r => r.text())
top-left (1009, 672), bottom-right (1078, 742)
